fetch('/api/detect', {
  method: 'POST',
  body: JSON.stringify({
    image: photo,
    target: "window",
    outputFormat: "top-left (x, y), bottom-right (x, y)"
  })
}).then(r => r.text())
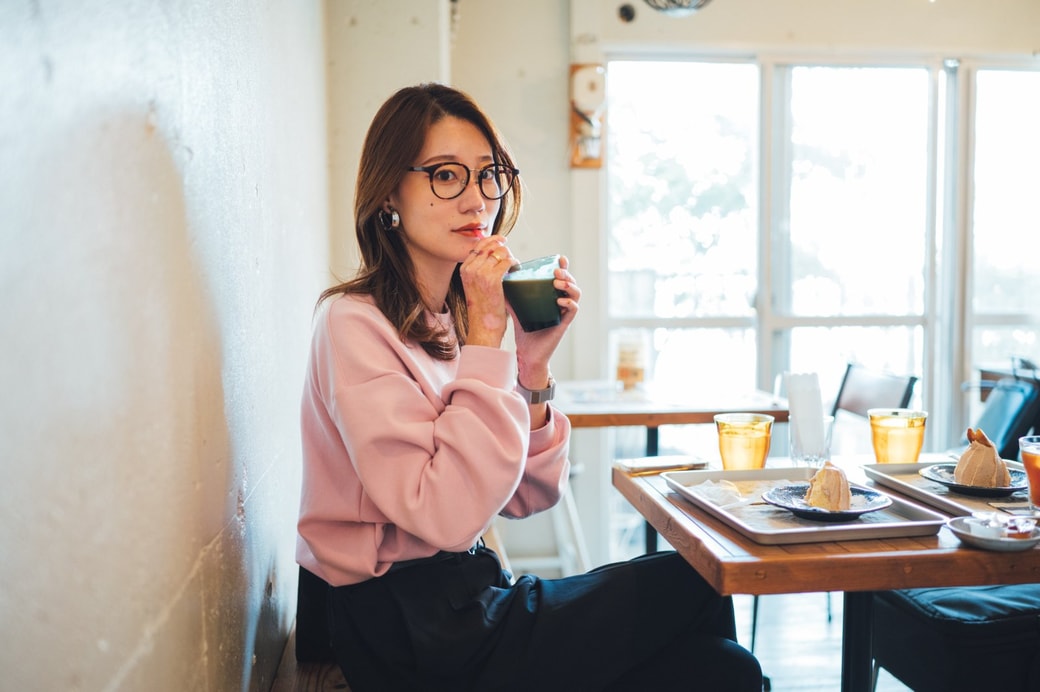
top-left (606, 61), bottom-right (760, 404)
top-left (969, 68), bottom-right (1040, 367)
top-left (604, 58), bottom-right (1040, 465)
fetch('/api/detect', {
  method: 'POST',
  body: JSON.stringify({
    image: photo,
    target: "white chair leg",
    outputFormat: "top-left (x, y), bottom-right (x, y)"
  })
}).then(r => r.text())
top-left (553, 484), bottom-right (591, 576)
top-left (507, 483), bottom-right (592, 577)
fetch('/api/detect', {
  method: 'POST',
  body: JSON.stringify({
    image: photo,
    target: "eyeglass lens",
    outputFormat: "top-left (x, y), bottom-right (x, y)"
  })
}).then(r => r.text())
top-left (429, 163), bottom-right (515, 200)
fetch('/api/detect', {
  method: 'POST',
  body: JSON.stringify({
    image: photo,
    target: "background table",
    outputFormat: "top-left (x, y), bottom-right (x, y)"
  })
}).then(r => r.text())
top-left (611, 455), bottom-right (1040, 692)
top-left (557, 381), bottom-right (789, 456)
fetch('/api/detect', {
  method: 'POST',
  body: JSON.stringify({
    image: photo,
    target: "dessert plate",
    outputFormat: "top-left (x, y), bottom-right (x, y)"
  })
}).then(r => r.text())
top-left (946, 516), bottom-right (1040, 552)
top-left (761, 483), bottom-right (892, 522)
top-left (919, 463), bottom-right (1027, 498)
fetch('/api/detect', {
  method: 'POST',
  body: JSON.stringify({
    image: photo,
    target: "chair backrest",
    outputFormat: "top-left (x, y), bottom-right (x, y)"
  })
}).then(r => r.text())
top-left (956, 377), bottom-right (1040, 459)
top-left (831, 362), bottom-right (918, 418)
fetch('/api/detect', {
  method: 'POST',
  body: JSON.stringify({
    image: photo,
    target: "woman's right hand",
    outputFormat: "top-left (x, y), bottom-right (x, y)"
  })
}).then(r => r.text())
top-left (459, 237), bottom-right (517, 348)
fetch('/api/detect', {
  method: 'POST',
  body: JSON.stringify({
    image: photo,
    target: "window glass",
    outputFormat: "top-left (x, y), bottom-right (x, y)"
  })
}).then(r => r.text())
top-left (972, 327), bottom-right (1039, 368)
top-left (972, 70), bottom-right (1040, 316)
top-left (606, 61), bottom-right (759, 319)
top-left (787, 326), bottom-right (924, 407)
top-left (608, 327), bottom-right (758, 400)
top-left (786, 67), bottom-right (929, 317)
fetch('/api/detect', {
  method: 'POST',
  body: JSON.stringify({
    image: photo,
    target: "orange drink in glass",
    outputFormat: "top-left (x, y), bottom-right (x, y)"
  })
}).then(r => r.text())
top-left (715, 413), bottom-right (774, 470)
top-left (868, 408), bottom-right (928, 463)
top-left (1019, 435), bottom-right (1040, 512)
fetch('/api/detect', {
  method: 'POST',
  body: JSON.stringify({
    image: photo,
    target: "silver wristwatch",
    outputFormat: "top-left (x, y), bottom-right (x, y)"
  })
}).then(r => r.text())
top-left (517, 375), bottom-right (556, 404)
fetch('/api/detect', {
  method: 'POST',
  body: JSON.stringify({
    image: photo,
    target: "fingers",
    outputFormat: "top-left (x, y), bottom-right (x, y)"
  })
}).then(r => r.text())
top-left (466, 239), bottom-right (517, 269)
top-left (553, 262), bottom-right (581, 304)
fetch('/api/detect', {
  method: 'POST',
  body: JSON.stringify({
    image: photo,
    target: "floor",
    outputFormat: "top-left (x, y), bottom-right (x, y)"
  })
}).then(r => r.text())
top-left (733, 592), bottom-right (911, 691)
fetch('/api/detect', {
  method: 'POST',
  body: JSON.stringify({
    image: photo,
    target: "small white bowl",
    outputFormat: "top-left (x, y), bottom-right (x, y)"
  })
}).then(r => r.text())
top-left (946, 516), bottom-right (1040, 552)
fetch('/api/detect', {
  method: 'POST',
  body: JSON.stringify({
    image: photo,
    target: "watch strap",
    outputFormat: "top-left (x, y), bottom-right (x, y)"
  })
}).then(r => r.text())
top-left (517, 376), bottom-right (556, 404)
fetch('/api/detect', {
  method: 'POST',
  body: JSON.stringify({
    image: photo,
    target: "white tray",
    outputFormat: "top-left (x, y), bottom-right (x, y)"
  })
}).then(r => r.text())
top-left (662, 467), bottom-right (947, 545)
top-left (862, 461), bottom-right (1030, 517)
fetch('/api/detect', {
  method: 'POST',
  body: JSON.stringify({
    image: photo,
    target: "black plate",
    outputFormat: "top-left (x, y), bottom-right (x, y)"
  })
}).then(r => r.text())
top-left (761, 483), bottom-right (892, 522)
top-left (919, 463), bottom-right (1027, 498)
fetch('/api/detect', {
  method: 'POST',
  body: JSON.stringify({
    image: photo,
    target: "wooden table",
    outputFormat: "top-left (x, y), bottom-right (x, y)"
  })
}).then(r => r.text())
top-left (556, 381), bottom-right (789, 551)
top-left (611, 456), bottom-right (1040, 692)
top-left (557, 381), bottom-right (789, 455)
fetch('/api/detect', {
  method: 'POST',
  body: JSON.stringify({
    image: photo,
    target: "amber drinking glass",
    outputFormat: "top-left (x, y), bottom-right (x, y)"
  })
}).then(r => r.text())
top-left (868, 408), bottom-right (927, 463)
top-left (715, 413), bottom-right (774, 470)
top-left (1019, 435), bottom-right (1040, 513)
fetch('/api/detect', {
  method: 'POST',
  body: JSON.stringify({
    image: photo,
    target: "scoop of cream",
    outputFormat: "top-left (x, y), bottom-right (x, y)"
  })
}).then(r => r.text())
top-left (806, 461), bottom-right (851, 511)
top-left (954, 428), bottom-right (1010, 487)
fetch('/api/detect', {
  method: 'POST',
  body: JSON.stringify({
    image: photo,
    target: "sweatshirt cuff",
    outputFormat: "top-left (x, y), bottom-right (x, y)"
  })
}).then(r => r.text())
top-left (457, 344), bottom-right (517, 391)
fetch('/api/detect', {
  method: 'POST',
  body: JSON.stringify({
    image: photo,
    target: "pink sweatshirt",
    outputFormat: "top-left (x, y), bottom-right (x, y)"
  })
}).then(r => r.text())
top-left (296, 294), bottom-right (572, 586)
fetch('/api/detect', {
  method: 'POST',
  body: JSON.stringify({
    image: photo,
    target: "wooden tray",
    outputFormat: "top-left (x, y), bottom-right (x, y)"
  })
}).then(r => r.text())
top-left (662, 467), bottom-right (946, 545)
top-left (863, 461), bottom-right (1030, 516)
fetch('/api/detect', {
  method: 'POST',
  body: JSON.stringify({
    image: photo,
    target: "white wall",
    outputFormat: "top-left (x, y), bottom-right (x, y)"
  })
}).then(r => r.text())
top-left (0, 1), bottom-right (327, 689)
top-left (573, 0), bottom-right (1040, 58)
top-left (325, 0), bottom-right (452, 281)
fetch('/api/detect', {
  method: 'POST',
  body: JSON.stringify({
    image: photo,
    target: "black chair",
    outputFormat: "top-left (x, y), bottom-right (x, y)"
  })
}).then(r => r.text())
top-left (948, 377), bottom-right (1040, 460)
top-left (832, 362), bottom-right (918, 418)
top-left (872, 585), bottom-right (1040, 692)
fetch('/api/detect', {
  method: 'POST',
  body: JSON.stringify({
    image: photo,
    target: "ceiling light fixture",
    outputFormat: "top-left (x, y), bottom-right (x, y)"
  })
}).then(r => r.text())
top-left (642, 0), bottom-right (713, 17)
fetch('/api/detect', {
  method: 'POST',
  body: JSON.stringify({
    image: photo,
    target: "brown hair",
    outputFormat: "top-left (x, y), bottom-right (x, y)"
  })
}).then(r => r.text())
top-left (318, 83), bottom-right (522, 360)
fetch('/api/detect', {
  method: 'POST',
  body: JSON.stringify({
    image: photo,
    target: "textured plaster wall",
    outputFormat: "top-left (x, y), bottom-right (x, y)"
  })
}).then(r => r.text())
top-left (0, 1), bottom-right (327, 690)
top-left (324, 0), bottom-right (451, 283)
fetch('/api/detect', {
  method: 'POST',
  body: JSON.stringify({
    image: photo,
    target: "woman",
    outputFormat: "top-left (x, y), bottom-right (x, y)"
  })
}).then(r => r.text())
top-left (296, 83), bottom-right (762, 691)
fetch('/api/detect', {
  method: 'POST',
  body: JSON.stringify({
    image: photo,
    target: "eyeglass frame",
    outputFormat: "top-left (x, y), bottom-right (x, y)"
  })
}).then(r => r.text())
top-left (406, 162), bottom-right (520, 201)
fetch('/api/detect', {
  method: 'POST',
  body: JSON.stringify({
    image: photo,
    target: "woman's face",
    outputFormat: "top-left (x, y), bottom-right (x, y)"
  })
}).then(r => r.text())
top-left (389, 116), bottom-right (502, 272)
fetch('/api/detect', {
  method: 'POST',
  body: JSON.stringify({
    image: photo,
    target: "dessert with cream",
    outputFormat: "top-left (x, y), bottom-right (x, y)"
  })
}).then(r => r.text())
top-left (954, 428), bottom-right (1011, 487)
top-left (805, 461), bottom-right (852, 511)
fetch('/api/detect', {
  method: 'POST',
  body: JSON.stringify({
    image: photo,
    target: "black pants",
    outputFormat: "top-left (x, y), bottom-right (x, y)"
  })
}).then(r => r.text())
top-left (327, 548), bottom-right (762, 691)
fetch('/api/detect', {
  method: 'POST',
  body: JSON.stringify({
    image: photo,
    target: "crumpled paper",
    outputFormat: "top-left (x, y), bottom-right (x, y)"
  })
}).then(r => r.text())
top-left (686, 479), bottom-right (754, 509)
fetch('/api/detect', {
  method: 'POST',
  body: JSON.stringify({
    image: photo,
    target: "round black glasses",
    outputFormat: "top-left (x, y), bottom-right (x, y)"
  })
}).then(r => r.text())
top-left (406, 162), bottom-right (519, 200)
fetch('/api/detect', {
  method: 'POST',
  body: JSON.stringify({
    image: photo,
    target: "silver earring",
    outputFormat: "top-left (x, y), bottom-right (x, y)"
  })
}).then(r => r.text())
top-left (378, 209), bottom-right (400, 231)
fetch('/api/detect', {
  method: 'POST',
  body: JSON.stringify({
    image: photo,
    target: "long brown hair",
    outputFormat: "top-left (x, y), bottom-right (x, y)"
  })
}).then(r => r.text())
top-left (318, 83), bottom-right (522, 360)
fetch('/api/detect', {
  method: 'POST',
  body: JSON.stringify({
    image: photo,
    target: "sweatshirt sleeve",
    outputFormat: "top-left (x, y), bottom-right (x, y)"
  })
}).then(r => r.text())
top-left (308, 296), bottom-right (568, 554)
top-left (498, 405), bottom-right (571, 519)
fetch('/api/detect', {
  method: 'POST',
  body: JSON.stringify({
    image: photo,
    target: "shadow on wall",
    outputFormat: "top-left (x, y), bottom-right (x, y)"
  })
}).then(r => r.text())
top-left (2, 104), bottom-right (266, 690)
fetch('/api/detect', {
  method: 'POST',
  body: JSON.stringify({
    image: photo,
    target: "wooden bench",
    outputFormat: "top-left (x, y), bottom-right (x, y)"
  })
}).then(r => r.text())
top-left (269, 627), bottom-right (350, 692)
